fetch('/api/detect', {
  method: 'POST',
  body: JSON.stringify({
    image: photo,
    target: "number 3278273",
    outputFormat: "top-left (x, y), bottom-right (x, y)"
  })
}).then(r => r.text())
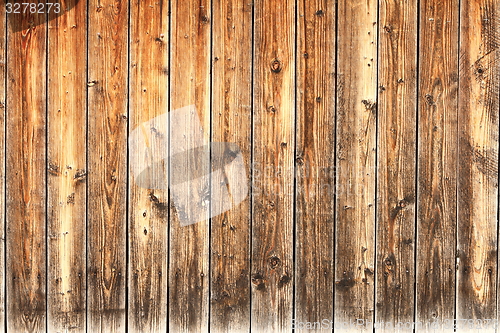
top-left (6, 2), bottom-right (61, 14)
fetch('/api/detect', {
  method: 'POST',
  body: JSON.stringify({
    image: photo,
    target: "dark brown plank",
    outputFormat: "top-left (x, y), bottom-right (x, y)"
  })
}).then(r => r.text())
top-left (251, 0), bottom-right (295, 331)
top-left (5, 5), bottom-right (47, 333)
top-left (46, 0), bottom-right (87, 332)
top-left (295, 0), bottom-right (335, 331)
top-left (375, 0), bottom-right (418, 329)
top-left (457, 0), bottom-right (499, 325)
top-left (335, 0), bottom-right (377, 330)
top-left (128, 0), bottom-right (169, 331)
top-left (168, 0), bottom-right (211, 331)
top-left (416, 0), bottom-right (459, 329)
top-left (0, 2), bottom-right (5, 331)
top-left (210, 0), bottom-right (252, 331)
top-left (87, 0), bottom-right (129, 330)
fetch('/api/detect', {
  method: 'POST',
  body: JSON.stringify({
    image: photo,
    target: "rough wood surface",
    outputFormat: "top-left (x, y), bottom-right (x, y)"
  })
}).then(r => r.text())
top-left (168, 0), bottom-right (211, 331)
top-left (6, 7), bottom-right (47, 333)
top-left (127, 0), bottom-right (169, 332)
top-left (87, 0), bottom-right (129, 330)
top-left (251, 0), bottom-right (295, 331)
top-left (210, 0), bottom-right (252, 332)
top-left (47, 0), bottom-right (87, 333)
top-left (375, 0), bottom-right (417, 329)
top-left (457, 0), bottom-right (499, 325)
top-left (0, 3), bottom-right (5, 332)
top-left (416, 0), bottom-right (459, 330)
top-left (46, 0), bottom-right (87, 332)
top-left (335, 0), bottom-right (378, 330)
top-left (295, 0), bottom-right (335, 331)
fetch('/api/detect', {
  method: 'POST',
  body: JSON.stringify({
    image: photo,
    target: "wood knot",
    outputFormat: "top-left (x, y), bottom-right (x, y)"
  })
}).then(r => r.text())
top-left (267, 105), bottom-right (277, 113)
top-left (425, 94), bottom-right (434, 105)
top-left (251, 274), bottom-right (265, 290)
top-left (268, 256), bottom-right (281, 269)
top-left (384, 25), bottom-right (392, 33)
top-left (270, 59), bottom-right (282, 73)
top-left (315, 10), bottom-right (324, 16)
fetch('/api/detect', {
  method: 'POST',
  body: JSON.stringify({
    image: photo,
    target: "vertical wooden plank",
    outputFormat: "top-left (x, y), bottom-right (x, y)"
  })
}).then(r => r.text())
top-left (168, 0), bottom-right (211, 331)
top-left (210, 0), bottom-right (252, 331)
top-left (5, 4), bottom-right (47, 333)
top-left (87, 0), bottom-right (128, 330)
top-left (375, 0), bottom-right (417, 329)
top-left (251, 0), bottom-right (295, 331)
top-left (416, 0), bottom-right (458, 329)
top-left (458, 0), bottom-right (499, 326)
top-left (47, 0), bottom-right (87, 332)
top-left (335, 0), bottom-right (377, 330)
top-left (0, 2), bottom-right (5, 332)
top-left (128, 0), bottom-right (169, 331)
top-left (295, 0), bottom-right (335, 331)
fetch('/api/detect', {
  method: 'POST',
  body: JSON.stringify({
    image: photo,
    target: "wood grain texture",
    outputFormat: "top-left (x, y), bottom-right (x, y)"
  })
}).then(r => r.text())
top-left (375, 0), bottom-right (417, 329)
top-left (168, 0), bottom-right (211, 331)
top-left (251, 0), bottom-right (295, 331)
top-left (47, 0), bottom-right (87, 332)
top-left (335, 0), bottom-right (377, 330)
top-left (5, 7), bottom-right (47, 333)
top-left (295, 0), bottom-right (335, 331)
top-left (458, 0), bottom-right (499, 325)
top-left (416, 0), bottom-right (459, 329)
top-left (0, 2), bottom-right (5, 332)
top-left (210, 0), bottom-right (252, 332)
top-left (128, 0), bottom-right (169, 332)
top-left (87, 0), bottom-right (129, 330)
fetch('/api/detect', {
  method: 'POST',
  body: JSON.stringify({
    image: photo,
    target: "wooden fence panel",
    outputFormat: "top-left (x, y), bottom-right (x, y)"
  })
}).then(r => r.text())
top-left (295, 0), bottom-right (335, 332)
top-left (47, 0), bottom-right (87, 332)
top-left (375, 0), bottom-right (418, 330)
top-left (87, 0), bottom-right (129, 330)
top-left (6, 7), bottom-right (47, 333)
top-left (251, 0), bottom-right (295, 331)
top-left (210, 0), bottom-right (252, 332)
top-left (458, 0), bottom-right (499, 324)
top-left (416, 0), bottom-right (459, 330)
top-left (335, 0), bottom-right (378, 330)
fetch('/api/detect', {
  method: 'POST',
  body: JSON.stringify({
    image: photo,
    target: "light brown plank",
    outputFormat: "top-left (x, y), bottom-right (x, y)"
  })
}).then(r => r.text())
top-left (335, 0), bottom-right (377, 330)
top-left (458, 0), bottom-right (499, 326)
top-left (87, 0), bottom-right (129, 330)
top-left (416, 0), bottom-right (459, 330)
top-left (295, 1), bottom-right (335, 332)
top-left (210, 0), bottom-right (252, 331)
top-left (47, 0), bottom-right (87, 332)
top-left (168, 0), bottom-right (211, 331)
top-left (128, 0), bottom-right (169, 331)
top-left (375, 0), bottom-right (418, 330)
top-left (251, 0), bottom-right (295, 331)
top-left (6, 6), bottom-right (47, 333)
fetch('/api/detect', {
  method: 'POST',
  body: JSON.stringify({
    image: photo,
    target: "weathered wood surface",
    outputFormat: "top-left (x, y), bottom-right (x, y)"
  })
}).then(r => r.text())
top-left (458, 0), bottom-right (499, 326)
top-left (128, 0), bottom-right (169, 332)
top-left (6, 6), bottom-right (47, 333)
top-left (295, 1), bottom-right (335, 332)
top-left (47, 0), bottom-right (87, 332)
top-left (210, 0), bottom-right (252, 332)
top-left (87, 0), bottom-right (129, 331)
top-left (251, 0), bottom-right (295, 331)
top-left (0, 2), bottom-right (5, 332)
top-left (335, 0), bottom-right (378, 330)
top-left (416, 0), bottom-right (459, 331)
top-left (168, 0), bottom-right (211, 331)
top-left (1, 0), bottom-right (500, 332)
top-left (376, 0), bottom-right (418, 330)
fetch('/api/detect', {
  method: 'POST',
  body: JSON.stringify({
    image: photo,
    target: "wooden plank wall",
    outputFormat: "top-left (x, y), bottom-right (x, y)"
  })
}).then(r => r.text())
top-left (1, 0), bottom-right (500, 332)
